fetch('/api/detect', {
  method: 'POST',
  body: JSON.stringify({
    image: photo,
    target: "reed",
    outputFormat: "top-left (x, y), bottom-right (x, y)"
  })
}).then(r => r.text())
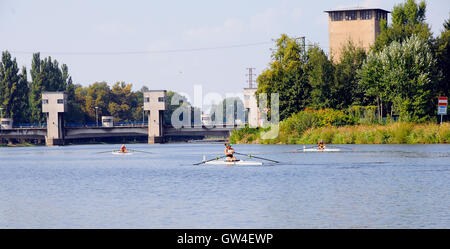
top-left (304, 122), bottom-right (449, 144)
top-left (231, 122), bottom-right (450, 144)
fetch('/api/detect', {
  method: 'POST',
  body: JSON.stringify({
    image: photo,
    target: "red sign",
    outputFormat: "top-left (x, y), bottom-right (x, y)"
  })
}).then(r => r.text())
top-left (438, 97), bottom-right (448, 106)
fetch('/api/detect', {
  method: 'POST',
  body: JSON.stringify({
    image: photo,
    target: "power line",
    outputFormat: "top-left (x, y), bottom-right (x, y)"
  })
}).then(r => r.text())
top-left (9, 41), bottom-right (273, 56)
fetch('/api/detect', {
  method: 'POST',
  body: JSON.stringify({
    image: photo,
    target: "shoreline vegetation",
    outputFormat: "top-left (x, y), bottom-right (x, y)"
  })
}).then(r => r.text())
top-left (230, 108), bottom-right (450, 145)
top-left (230, 122), bottom-right (450, 145)
top-left (0, 141), bottom-right (37, 147)
top-left (229, 0), bottom-right (450, 146)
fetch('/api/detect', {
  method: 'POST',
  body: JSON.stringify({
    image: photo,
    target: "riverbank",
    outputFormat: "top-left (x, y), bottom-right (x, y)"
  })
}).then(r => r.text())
top-left (0, 141), bottom-right (37, 147)
top-left (230, 122), bottom-right (450, 144)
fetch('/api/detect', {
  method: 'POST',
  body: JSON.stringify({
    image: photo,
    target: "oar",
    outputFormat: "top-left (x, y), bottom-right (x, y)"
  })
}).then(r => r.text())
top-left (193, 155), bottom-right (226, 165)
top-left (235, 152), bottom-right (279, 163)
top-left (292, 145), bottom-right (316, 152)
top-left (129, 149), bottom-right (153, 154)
top-left (328, 145), bottom-right (357, 151)
top-left (95, 150), bottom-right (114, 154)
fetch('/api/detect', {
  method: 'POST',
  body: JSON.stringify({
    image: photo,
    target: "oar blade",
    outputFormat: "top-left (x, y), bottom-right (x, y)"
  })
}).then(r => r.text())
top-left (130, 149), bottom-right (153, 154)
top-left (95, 150), bottom-right (113, 154)
top-left (235, 152), bottom-right (279, 163)
top-left (193, 155), bottom-right (225, 165)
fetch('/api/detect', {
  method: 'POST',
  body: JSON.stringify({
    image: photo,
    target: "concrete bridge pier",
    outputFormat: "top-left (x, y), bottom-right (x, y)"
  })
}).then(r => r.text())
top-left (42, 92), bottom-right (67, 146)
top-left (144, 90), bottom-right (167, 144)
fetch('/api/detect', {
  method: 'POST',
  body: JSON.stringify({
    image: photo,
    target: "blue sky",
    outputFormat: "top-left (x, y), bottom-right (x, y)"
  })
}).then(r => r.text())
top-left (1, 0), bottom-right (449, 103)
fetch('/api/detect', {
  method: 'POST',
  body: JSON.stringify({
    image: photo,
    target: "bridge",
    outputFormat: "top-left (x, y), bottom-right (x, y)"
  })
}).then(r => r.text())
top-left (0, 124), bottom-right (235, 141)
top-left (0, 90), bottom-right (256, 146)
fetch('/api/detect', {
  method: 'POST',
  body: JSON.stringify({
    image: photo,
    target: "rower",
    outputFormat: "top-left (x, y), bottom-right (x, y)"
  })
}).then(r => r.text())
top-left (120, 144), bottom-right (127, 153)
top-left (224, 143), bottom-right (237, 162)
top-left (318, 140), bottom-right (326, 150)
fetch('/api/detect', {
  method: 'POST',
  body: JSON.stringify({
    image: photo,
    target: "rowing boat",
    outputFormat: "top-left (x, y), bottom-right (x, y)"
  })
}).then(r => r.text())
top-left (203, 159), bottom-right (263, 166)
top-left (112, 150), bottom-right (134, 155)
top-left (302, 146), bottom-right (341, 152)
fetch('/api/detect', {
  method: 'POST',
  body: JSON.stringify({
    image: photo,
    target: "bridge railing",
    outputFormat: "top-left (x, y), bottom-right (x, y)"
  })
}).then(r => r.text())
top-left (10, 121), bottom-right (245, 129)
top-left (65, 121), bottom-right (148, 128)
top-left (163, 123), bottom-right (243, 129)
top-left (116, 121), bottom-right (148, 126)
top-left (66, 122), bottom-right (98, 128)
top-left (13, 123), bottom-right (47, 128)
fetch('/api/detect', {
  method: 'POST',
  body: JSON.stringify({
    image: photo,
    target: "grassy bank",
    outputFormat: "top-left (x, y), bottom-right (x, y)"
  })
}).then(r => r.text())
top-left (0, 141), bottom-right (38, 147)
top-left (230, 122), bottom-right (450, 144)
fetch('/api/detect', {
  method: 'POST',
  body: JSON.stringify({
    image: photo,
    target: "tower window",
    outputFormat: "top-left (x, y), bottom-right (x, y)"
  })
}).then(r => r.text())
top-left (375, 10), bottom-right (387, 21)
top-left (345, 11), bottom-right (357, 20)
top-left (57, 99), bottom-right (64, 104)
top-left (43, 99), bottom-right (49, 104)
top-left (360, 10), bottom-right (372, 20)
top-left (330, 12), bottom-right (343, 21)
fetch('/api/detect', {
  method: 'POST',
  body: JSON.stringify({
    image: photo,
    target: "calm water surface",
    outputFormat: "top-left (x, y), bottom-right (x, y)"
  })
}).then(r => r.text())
top-left (0, 143), bottom-right (449, 228)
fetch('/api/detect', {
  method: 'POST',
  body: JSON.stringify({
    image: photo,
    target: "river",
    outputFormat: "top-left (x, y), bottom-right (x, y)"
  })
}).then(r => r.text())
top-left (0, 143), bottom-right (449, 228)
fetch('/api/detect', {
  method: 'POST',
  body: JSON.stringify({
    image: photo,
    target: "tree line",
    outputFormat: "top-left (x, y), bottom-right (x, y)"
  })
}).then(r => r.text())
top-left (0, 52), bottom-right (197, 125)
top-left (256, 0), bottom-right (449, 122)
top-left (1, 0), bottom-right (448, 126)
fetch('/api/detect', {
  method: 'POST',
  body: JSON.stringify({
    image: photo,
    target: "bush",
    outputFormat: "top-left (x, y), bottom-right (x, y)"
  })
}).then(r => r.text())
top-left (307, 108), bottom-right (354, 127)
top-left (229, 107), bottom-right (450, 144)
top-left (229, 126), bottom-right (259, 144)
top-left (438, 122), bottom-right (450, 143)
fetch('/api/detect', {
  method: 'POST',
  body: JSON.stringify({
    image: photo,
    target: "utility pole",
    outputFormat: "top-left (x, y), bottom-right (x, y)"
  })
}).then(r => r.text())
top-left (246, 67), bottom-right (256, 88)
top-left (294, 36), bottom-right (306, 54)
top-left (0, 107), bottom-right (3, 131)
top-left (95, 106), bottom-right (99, 127)
top-left (142, 106), bottom-right (145, 126)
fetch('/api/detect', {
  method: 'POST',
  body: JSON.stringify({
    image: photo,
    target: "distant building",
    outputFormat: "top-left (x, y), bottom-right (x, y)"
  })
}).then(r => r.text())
top-left (325, 7), bottom-right (390, 61)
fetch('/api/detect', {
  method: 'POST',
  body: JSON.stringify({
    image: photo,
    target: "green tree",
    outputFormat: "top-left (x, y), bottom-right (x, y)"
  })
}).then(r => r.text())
top-left (164, 91), bottom-right (201, 126)
top-left (108, 81), bottom-right (135, 122)
top-left (373, 0), bottom-right (432, 51)
top-left (73, 84), bottom-right (91, 122)
top-left (333, 42), bottom-right (367, 108)
top-left (29, 53), bottom-right (70, 123)
top-left (29, 53), bottom-right (44, 123)
top-left (131, 86), bottom-right (148, 122)
top-left (256, 34), bottom-right (309, 120)
top-left (85, 82), bottom-right (111, 122)
top-left (359, 35), bottom-right (437, 121)
top-left (435, 16), bottom-right (450, 97)
top-left (65, 77), bottom-right (85, 123)
top-left (304, 45), bottom-right (335, 109)
top-left (14, 67), bottom-right (30, 123)
top-left (357, 50), bottom-right (386, 121)
top-left (0, 51), bottom-right (29, 123)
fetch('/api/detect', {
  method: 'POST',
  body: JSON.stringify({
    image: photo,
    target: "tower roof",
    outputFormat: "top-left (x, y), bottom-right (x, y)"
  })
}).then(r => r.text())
top-left (324, 7), bottom-right (390, 13)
